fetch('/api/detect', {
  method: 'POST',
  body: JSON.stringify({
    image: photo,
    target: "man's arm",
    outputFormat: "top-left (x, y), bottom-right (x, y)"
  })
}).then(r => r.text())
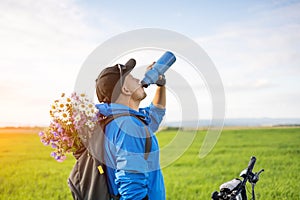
top-left (145, 62), bottom-right (166, 109)
top-left (152, 85), bottom-right (166, 109)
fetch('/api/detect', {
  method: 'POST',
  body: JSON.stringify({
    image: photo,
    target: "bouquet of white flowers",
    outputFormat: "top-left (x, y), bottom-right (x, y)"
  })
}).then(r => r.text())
top-left (39, 93), bottom-right (99, 162)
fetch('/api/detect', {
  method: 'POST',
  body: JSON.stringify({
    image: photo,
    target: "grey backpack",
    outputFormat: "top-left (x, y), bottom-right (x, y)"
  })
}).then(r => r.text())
top-left (68, 113), bottom-right (151, 200)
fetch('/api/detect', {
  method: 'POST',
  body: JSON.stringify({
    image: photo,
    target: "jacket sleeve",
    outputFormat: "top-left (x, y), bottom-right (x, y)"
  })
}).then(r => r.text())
top-left (148, 103), bottom-right (166, 133)
top-left (114, 119), bottom-right (149, 200)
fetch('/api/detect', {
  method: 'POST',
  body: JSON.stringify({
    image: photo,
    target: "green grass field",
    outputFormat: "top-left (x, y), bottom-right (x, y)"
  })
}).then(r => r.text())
top-left (0, 127), bottom-right (299, 199)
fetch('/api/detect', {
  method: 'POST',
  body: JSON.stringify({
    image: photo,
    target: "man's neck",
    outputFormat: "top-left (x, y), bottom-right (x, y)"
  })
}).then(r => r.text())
top-left (115, 97), bottom-right (140, 111)
top-left (128, 100), bottom-right (140, 111)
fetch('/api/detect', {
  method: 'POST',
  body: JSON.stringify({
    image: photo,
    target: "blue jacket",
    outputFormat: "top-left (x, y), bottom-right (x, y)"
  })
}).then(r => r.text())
top-left (96, 103), bottom-right (166, 200)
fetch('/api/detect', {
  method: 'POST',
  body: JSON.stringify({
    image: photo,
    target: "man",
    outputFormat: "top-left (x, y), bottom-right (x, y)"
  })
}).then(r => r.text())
top-left (95, 58), bottom-right (166, 200)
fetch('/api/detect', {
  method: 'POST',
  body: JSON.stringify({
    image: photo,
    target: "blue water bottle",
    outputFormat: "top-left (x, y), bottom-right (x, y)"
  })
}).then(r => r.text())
top-left (141, 51), bottom-right (176, 87)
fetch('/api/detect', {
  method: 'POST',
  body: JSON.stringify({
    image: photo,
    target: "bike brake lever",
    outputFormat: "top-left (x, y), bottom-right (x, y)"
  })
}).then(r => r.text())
top-left (252, 169), bottom-right (264, 183)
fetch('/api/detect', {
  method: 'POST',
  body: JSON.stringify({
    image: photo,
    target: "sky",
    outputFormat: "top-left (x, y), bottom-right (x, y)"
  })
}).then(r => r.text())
top-left (0, 0), bottom-right (299, 126)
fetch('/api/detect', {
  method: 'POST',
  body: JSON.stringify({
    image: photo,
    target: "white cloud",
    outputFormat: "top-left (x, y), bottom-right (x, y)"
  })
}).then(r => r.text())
top-left (0, 0), bottom-right (113, 126)
top-left (196, 2), bottom-right (300, 118)
top-left (226, 79), bottom-right (276, 92)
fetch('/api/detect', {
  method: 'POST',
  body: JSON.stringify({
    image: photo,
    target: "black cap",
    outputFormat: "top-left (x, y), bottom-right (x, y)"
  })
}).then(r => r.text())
top-left (96, 59), bottom-right (136, 103)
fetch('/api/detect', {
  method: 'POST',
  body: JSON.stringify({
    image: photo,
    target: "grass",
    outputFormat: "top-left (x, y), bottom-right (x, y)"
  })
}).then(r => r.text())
top-left (0, 127), bottom-right (299, 199)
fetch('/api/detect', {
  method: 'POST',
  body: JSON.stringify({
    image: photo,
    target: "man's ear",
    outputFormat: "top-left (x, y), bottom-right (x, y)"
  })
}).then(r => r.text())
top-left (121, 85), bottom-right (132, 96)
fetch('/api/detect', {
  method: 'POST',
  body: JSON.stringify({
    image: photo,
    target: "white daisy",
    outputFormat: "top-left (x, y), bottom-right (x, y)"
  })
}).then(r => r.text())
top-left (74, 114), bottom-right (81, 122)
top-left (78, 104), bottom-right (86, 112)
top-left (60, 111), bottom-right (70, 122)
top-left (85, 110), bottom-right (92, 117)
top-left (55, 97), bottom-right (69, 111)
top-left (72, 101), bottom-right (79, 110)
top-left (89, 108), bottom-right (98, 117)
top-left (79, 93), bottom-right (86, 101)
top-left (85, 120), bottom-right (95, 129)
top-left (66, 97), bottom-right (72, 106)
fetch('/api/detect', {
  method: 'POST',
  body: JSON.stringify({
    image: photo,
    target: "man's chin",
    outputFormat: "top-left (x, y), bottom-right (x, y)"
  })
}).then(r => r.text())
top-left (141, 92), bottom-right (147, 100)
top-left (137, 86), bottom-right (147, 100)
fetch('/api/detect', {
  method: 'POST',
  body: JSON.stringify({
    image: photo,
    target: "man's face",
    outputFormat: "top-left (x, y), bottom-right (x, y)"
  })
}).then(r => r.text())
top-left (123, 74), bottom-right (147, 101)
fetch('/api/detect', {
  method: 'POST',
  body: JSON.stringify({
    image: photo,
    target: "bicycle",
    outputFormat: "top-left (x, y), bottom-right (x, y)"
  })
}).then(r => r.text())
top-left (211, 156), bottom-right (264, 200)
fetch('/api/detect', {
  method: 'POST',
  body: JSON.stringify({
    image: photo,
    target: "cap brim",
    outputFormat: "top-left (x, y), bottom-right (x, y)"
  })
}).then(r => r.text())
top-left (123, 58), bottom-right (136, 74)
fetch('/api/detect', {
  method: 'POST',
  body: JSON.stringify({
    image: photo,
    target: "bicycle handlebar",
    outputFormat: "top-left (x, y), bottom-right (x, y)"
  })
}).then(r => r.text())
top-left (211, 156), bottom-right (263, 200)
top-left (235, 156), bottom-right (257, 197)
top-left (247, 156), bottom-right (256, 173)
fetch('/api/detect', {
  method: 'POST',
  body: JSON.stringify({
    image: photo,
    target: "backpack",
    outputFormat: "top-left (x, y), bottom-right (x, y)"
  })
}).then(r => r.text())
top-left (68, 113), bottom-right (151, 200)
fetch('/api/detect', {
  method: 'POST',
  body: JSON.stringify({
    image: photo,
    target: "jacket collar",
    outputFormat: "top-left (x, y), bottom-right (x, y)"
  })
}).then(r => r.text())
top-left (95, 103), bottom-right (151, 125)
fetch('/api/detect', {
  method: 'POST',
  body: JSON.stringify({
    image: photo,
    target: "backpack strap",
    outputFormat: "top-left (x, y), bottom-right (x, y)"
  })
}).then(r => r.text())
top-left (102, 113), bottom-right (152, 160)
top-left (143, 126), bottom-right (151, 160)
